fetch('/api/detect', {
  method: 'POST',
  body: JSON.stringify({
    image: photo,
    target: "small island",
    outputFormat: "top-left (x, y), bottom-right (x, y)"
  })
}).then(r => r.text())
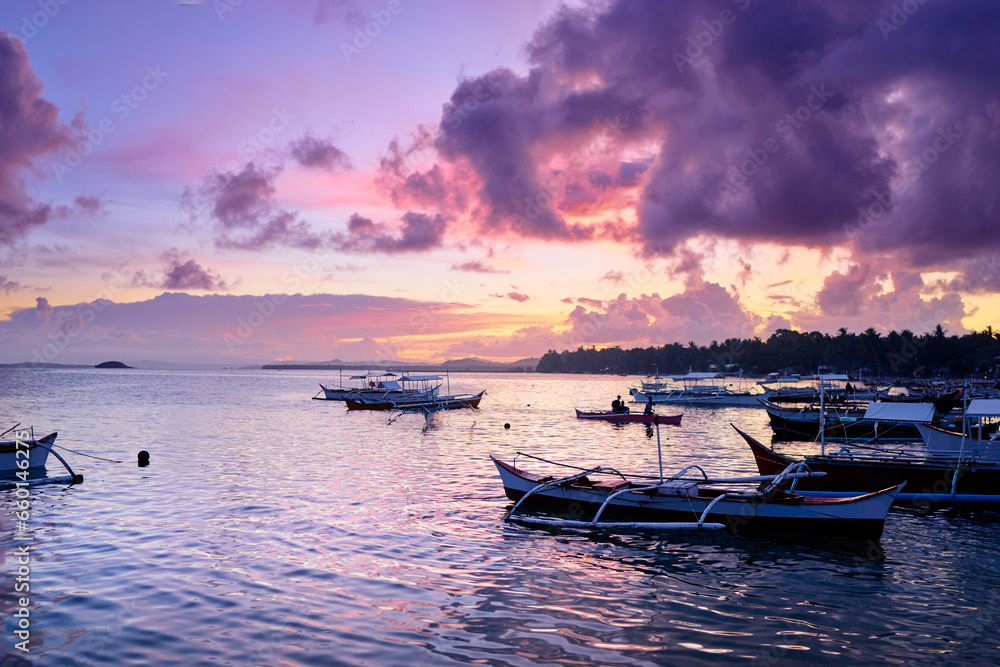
top-left (95, 361), bottom-right (133, 369)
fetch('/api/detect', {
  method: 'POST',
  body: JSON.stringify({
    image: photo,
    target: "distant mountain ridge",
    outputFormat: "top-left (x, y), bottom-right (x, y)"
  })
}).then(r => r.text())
top-left (262, 356), bottom-right (539, 372)
top-left (1, 357), bottom-right (540, 372)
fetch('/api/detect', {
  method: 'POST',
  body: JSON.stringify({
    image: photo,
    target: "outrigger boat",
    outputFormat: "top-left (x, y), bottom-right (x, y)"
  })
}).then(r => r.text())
top-left (344, 374), bottom-right (485, 411)
top-left (494, 418), bottom-right (902, 538)
top-left (494, 455), bottom-right (901, 538)
top-left (759, 374), bottom-right (887, 404)
top-left (916, 399), bottom-right (1000, 463)
top-left (0, 428), bottom-right (54, 472)
top-left (574, 409), bottom-right (682, 425)
top-left (0, 425), bottom-right (83, 489)
top-left (313, 371), bottom-right (434, 401)
top-left (629, 372), bottom-right (772, 408)
top-left (346, 390), bottom-right (485, 411)
top-left (737, 425), bottom-right (1000, 505)
top-left (760, 400), bottom-right (971, 443)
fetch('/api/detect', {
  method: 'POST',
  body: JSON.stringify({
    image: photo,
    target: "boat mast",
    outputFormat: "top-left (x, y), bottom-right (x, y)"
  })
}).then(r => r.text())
top-left (655, 416), bottom-right (665, 483)
top-left (819, 376), bottom-right (826, 456)
top-left (950, 381), bottom-right (969, 496)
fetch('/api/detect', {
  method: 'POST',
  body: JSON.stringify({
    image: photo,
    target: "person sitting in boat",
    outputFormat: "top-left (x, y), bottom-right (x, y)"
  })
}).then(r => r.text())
top-left (644, 396), bottom-right (654, 415)
top-left (611, 395), bottom-right (629, 413)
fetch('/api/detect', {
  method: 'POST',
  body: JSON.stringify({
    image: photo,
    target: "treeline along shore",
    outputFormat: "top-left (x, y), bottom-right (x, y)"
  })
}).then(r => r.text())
top-left (536, 326), bottom-right (1000, 377)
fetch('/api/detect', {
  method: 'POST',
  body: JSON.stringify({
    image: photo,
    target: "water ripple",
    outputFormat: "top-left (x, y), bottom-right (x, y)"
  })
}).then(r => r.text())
top-left (2, 369), bottom-right (999, 665)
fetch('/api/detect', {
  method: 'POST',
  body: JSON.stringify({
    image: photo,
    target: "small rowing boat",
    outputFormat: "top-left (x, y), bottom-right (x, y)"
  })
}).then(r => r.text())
top-left (574, 409), bottom-right (682, 425)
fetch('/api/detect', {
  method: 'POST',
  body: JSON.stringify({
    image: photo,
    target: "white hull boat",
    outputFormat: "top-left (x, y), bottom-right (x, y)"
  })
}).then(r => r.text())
top-left (0, 431), bottom-right (54, 472)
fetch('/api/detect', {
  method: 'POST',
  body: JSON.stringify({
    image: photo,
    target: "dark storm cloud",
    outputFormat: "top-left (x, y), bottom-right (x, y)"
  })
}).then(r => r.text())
top-left (430, 0), bottom-right (1000, 273)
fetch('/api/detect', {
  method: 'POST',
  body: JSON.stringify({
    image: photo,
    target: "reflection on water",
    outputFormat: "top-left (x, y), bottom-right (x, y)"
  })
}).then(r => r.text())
top-left (1, 369), bottom-right (999, 665)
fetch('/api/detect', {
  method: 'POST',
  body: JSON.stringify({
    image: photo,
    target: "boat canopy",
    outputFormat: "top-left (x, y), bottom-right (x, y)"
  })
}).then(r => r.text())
top-left (350, 371), bottom-right (398, 379)
top-left (965, 399), bottom-right (1000, 418)
top-left (669, 372), bottom-right (723, 381)
top-left (814, 374), bottom-right (850, 381)
top-left (378, 380), bottom-right (403, 391)
top-left (863, 402), bottom-right (935, 422)
top-left (399, 375), bottom-right (443, 382)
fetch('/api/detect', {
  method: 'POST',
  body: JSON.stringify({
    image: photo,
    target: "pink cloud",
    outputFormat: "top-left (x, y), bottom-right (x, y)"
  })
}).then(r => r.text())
top-left (451, 260), bottom-right (509, 274)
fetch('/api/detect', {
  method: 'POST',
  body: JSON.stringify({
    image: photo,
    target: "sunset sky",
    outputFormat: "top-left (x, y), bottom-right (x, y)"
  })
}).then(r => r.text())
top-left (1, 0), bottom-right (998, 366)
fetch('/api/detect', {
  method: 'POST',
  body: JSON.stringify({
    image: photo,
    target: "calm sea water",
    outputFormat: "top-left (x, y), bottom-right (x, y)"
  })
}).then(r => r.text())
top-left (1, 369), bottom-right (998, 666)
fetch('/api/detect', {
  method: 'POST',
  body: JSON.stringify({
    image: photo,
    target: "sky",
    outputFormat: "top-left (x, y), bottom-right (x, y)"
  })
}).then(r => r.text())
top-left (0, 0), bottom-right (998, 366)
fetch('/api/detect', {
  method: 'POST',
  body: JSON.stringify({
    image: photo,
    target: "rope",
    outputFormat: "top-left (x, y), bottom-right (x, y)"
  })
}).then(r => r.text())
top-left (51, 444), bottom-right (123, 463)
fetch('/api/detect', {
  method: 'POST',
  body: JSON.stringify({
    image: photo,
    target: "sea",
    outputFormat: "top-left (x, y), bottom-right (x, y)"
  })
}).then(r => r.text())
top-left (1, 368), bottom-right (999, 666)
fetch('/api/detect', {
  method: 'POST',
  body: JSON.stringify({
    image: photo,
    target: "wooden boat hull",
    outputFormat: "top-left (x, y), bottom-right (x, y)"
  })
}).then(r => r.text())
top-left (0, 433), bottom-right (55, 472)
top-left (574, 410), bottom-right (682, 425)
top-left (736, 426), bottom-right (1000, 501)
top-left (345, 391), bottom-right (485, 411)
top-left (492, 457), bottom-right (899, 539)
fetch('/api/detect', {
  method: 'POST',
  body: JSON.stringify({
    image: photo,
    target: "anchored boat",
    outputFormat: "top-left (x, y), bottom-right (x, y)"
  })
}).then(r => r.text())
top-left (494, 455), bottom-right (901, 538)
top-left (629, 372), bottom-right (772, 408)
top-left (495, 418), bottom-right (901, 538)
top-left (313, 371), bottom-right (436, 401)
top-left (344, 374), bottom-right (484, 411)
top-left (737, 424), bottom-right (1000, 505)
top-left (0, 425), bottom-right (83, 489)
top-left (574, 409), bottom-right (682, 425)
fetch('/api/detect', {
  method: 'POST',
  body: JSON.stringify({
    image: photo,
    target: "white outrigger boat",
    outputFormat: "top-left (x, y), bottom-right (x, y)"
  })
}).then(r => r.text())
top-left (0, 425), bottom-right (83, 489)
top-left (0, 428), bottom-right (54, 472)
top-left (916, 398), bottom-right (1000, 463)
top-left (313, 371), bottom-right (438, 401)
top-left (344, 374), bottom-right (484, 411)
top-left (629, 372), bottom-right (772, 408)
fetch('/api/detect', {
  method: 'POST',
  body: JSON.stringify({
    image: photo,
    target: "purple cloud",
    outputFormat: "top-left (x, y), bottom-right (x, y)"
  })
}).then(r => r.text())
top-left (600, 270), bottom-right (625, 284)
top-left (0, 275), bottom-right (22, 294)
top-left (490, 291), bottom-right (530, 302)
top-left (288, 133), bottom-right (351, 171)
top-left (0, 31), bottom-right (75, 247)
top-left (423, 0), bottom-right (1000, 278)
top-left (816, 264), bottom-right (881, 317)
top-left (184, 162), bottom-right (325, 251)
top-left (333, 211), bottom-right (447, 254)
top-left (160, 251), bottom-right (229, 291)
top-left (35, 297), bottom-right (52, 325)
top-left (103, 251), bottom-right (230, 291)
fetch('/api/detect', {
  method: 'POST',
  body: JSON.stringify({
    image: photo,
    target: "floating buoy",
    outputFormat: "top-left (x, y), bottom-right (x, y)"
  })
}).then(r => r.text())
top-left (504, 423), bottom-right (511, 430)
top-left (137, 450), bottom-right (150, 467)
